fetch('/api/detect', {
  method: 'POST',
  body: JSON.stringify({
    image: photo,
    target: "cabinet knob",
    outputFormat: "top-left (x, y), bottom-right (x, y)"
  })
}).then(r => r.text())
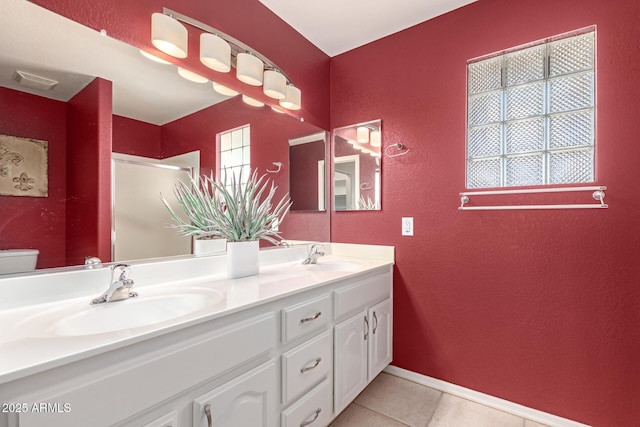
top-left (204, 403), bottom-right (212, 427)
top-left (373, 311), bottom-right (378, 334)
top-left (300, 357), bottom-right (322, 374)
top-left (300, 311), bottom-right (322, 324)
top-left (364, 315), bottom-right (369, 340)
top-left (300, 408), bottom-right (321, 427)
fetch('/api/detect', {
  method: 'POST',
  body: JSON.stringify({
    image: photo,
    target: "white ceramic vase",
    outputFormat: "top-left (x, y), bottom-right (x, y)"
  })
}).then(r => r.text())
top-left (193, 237), bottom-right (227, 255)
top-left (226, 240), bottom-right (259, 279)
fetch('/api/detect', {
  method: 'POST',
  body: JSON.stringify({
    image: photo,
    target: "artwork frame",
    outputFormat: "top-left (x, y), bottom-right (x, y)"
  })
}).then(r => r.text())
top-left (0, 134), bottom-right (48, 197)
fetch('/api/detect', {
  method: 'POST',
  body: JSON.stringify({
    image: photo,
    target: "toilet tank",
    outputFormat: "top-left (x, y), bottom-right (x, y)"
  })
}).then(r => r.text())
top-left (0, 249), bottom-right (39, 274)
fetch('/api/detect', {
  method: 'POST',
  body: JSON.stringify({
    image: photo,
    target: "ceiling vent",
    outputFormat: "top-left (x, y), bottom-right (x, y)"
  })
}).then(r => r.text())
top-left (12, 70), bottom-right (58, 91)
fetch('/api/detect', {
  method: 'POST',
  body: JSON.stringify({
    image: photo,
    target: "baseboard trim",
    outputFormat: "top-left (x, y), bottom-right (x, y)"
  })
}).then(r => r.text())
top-left (383, 366), bottom-right (590, 427)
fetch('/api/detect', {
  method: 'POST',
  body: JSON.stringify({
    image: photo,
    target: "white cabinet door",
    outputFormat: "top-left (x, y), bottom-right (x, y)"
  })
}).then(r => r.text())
top-left (193, 362), bottom-right (277, 427)
top-left (333, 309), bottom-right (368, 415)
top-left (368, 298), bottom-right (392, 380)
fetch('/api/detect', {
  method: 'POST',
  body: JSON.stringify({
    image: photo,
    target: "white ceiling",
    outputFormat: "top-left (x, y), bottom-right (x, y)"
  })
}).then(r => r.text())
top-left (0, 0), bottom-right (229, 126)
top-left (258, 0), bottom-right (478, 57)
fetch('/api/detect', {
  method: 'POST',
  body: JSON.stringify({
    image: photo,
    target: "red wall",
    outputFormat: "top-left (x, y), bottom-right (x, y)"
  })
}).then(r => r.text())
top-left (0, 87), bottom-right (67, 268)
top-left (66, 78), bottom-right (113, 265)
top-left (330, 0), bottom-right (640, 426)
top-left (112, 115), bottom-right (162, 158)
top-left (30, 0), bottom-right (330, 130)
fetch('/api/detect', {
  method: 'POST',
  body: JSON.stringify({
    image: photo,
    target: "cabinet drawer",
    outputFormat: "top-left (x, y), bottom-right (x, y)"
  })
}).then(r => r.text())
top-left (334, 271), bottom-right (391, 319)
top-left (15, 313), bottom-right (276, 427)
top-left (282, 294), bottom-right (332, 343)
top-left (142, 411), bottom-right (177, 427)
top-left (281, 378), bottom-right (332, 427)
top-left (282, 330), bottom-right (332, 404)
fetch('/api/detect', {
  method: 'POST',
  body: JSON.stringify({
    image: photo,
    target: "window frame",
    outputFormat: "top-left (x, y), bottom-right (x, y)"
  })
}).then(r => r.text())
top-left (465, 26), bottom-right (596, 190)
top-left (216, 124), bottom-right (251, 186)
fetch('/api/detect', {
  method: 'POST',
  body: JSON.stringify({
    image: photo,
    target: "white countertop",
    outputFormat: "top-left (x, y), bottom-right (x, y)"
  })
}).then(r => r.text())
top-left (0, 244), bottom-right (394, 385)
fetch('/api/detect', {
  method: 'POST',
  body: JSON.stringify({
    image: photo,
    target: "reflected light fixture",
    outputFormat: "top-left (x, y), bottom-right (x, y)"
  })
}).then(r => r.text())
top-left (242, 95), bottom-right (265, 107)
top-left (370, 130), bottom-right (381, 147)
top-left (139, 49), bottom-right (171, 64)
top-left (357, 127), bottom-right (370, 143)
top-left (279, 85), bottom-right (301, 110)
top-left (271, 106), bottom-right (286, 114)
top-left (152, 9), bottom-right (302, 110)
top-left (178, 67), bottom-right (208, 83)
top-left (200, 33), bottom-right (231, 72)
top-left (212, 82), bottom-right (238, 97)
top-left (263, 70), bottom-right (286, 99)
top-left (237, 53), bottom-right (264, 86)
top-left (151, 13), bottom-right (188, 58)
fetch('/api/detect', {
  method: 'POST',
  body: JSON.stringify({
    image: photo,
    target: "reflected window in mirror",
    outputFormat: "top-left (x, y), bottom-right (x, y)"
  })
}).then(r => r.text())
top-left (289, 132), bottom-right (327, 211)
top-left (332, 120), bottom-right (381, 211)
top-left (218, 124), bottom-right (250, 186)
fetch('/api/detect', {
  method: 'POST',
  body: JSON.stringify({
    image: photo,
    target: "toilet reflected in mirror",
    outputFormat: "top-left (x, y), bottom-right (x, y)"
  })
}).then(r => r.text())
top-left (332, 120), bottom-right (381, 211)
top-left (0, 249), bottom-right (39, 274)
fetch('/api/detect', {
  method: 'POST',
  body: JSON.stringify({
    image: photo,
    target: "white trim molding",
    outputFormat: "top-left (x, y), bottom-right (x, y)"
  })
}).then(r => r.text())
top-left (384, 366), bottom-right (590, 427)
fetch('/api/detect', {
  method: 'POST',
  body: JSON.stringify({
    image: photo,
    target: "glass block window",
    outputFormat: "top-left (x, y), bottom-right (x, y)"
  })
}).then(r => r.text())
top-left (219, 125), bottom-right (250, 188)
top-left (466, 30), bottom-right (595, 189)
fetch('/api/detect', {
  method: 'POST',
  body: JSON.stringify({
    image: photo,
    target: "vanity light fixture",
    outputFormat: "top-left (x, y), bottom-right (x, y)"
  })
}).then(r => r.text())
top-left (279, 84), bottom-right (301, 110)
top-left (200, 33), bottom-right (231, 72)
top-left (263, 69), bottom-right (287, 99)
top-left (370, 130), bottom-right (381, 147)
top-left (242, 95), bottom-right (265, 107)
top-left (236, 53), bottom-right (264, 86)
top-left (212, 82), bottom-right (238, 97)
top-left (178, 67), bottom-right (208, 83)
top-left (271, 106), bottom-right (286, 114)
top-left (151, 13), bottom-right (188, 58)
top-left (357, 126), bottom-right (370, 143)
top-left (139, 49), bottom-right (171, 64)
top-left (152, 8), bottom-right (302, 109)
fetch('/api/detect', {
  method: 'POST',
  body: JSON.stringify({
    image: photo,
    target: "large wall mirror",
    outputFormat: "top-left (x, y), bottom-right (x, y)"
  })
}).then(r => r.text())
top-left (332, 120), bottom-right (381, 210)
top-left (0, 0), bottom-right (329, 274)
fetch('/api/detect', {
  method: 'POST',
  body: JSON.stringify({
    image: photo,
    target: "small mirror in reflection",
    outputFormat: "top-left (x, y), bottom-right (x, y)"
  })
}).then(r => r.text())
top-left (332, 120), bottom-right (381, 211)
top-left (289, 132), bottom-right (327, 211)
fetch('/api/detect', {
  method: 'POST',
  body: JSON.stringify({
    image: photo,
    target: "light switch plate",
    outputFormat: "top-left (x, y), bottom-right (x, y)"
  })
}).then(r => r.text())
top-left (402, 217), bottom-right (413, 236)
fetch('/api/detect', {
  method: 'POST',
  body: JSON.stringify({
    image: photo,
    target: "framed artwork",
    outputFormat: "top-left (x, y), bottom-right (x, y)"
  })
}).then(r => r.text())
top-left (0, 134), bottom-right (48, 197)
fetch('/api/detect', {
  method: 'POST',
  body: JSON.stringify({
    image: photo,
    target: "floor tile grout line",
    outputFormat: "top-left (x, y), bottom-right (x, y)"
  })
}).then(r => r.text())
top-left (423, 391), bottom-right (444, 427)
top-left (352, 402), bottom-right (413, 427)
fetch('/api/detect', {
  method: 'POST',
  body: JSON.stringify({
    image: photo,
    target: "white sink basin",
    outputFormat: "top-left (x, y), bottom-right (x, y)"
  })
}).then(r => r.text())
top-left (301, 259), bottom-right (365, 272)
top-left (17, 287), bottom-right (225, 337)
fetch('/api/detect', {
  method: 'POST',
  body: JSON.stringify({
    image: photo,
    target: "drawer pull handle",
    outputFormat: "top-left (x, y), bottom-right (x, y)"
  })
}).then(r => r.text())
top-left (300, 408), bottom-right (321, 427)
top-left (204, 404), bottom-right (213, 427)
top-left (364, 315), bottom-right (369, 340)
top-left (373, 311), bottom-right (378, 334)
top-left (300, 357), bottom-right (322, 374)
top-left (300, 311), bottom-right (322, 324)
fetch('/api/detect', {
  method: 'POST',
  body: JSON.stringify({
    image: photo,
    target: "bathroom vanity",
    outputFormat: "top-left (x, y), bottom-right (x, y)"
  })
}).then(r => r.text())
top-left (0, 243), bottom-right (393, 427)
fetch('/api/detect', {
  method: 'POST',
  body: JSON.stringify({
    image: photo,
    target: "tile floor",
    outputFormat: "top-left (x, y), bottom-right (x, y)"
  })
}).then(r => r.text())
top-left (330, 373), bottom-right (551, 427)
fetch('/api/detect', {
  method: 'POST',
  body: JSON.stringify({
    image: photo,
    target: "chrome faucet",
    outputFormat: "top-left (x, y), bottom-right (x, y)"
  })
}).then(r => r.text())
top-left (302, 244), bottom-right (325, 265)
top-left (91, 264), bottom-right (137, 305)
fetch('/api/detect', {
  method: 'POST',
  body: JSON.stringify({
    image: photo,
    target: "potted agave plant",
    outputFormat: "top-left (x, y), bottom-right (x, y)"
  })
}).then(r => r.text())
top-left (161, 169), bottom-right (291, 278)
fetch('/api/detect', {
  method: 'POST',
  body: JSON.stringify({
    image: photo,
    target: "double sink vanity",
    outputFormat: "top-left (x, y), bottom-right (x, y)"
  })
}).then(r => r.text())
top-left (0, 243), bottom-right (394, 427)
